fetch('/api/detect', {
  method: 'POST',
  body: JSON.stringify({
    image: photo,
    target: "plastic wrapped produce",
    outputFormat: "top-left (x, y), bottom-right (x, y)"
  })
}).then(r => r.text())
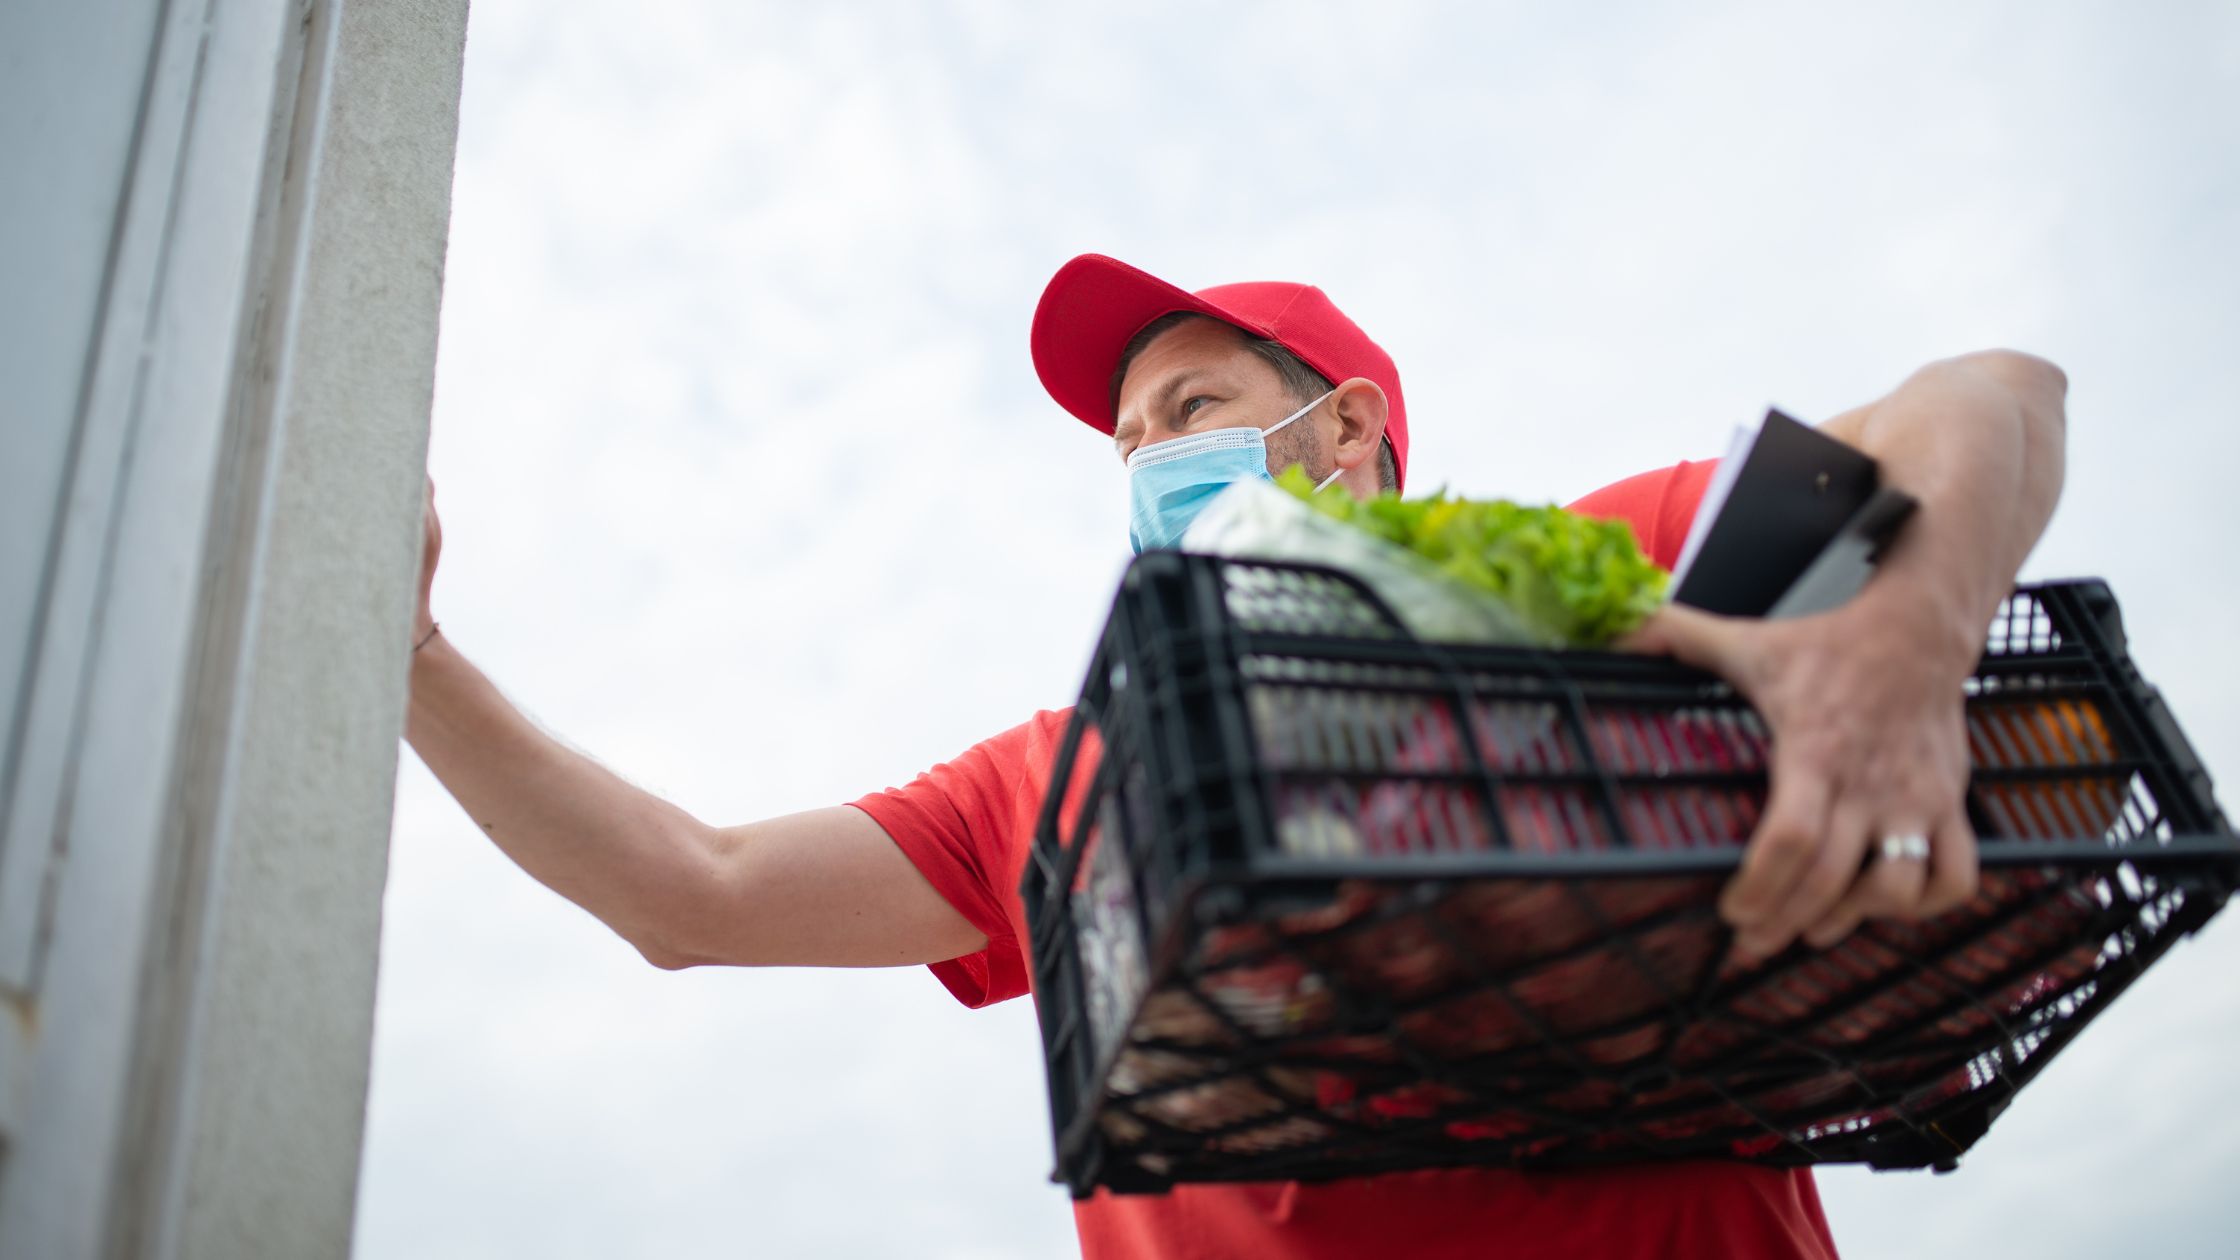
top-left (1183, 474), bottom-right (1666, 649)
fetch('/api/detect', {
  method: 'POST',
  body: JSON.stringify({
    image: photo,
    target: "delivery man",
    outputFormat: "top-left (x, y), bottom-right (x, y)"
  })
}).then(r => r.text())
top-left (405, 253), bottom-right (2068, 1258)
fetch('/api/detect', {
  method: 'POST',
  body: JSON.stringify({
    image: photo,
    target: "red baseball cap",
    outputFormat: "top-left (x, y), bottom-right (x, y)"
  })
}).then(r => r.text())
top-left (1030, 254), bottom-right (1410, 491)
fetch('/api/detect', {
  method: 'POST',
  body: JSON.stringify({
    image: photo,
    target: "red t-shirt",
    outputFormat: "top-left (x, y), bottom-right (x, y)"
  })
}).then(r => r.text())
top-left (851, 460), bottom-right (1838, 1260)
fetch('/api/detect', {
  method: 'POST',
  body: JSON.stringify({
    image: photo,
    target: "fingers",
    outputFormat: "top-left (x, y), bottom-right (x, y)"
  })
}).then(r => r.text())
top-left (1802, 828), bottom-right (1931, 950)
top-left (421, 475), bottom-right (443, 555)
top-left (1732, 796), bottom-right (1872, 962)
top-left (1796, 801), bottom-right (1979, 950)
top-left (1918, 804), bottom-right (1980, 917)
top-left (1616, 604), bottom-right (1752, 683)
top-left (416, 473), bottom-right (443, 628)
top-left (1751, 799), bottom-right (1879, 957)
top-left (1720, 747), bottom-right (1836, 960)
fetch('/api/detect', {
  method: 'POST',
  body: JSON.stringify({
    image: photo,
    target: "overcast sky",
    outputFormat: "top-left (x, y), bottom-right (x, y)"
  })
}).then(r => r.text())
top-left (356, 3), bottom-right (2240, 1257)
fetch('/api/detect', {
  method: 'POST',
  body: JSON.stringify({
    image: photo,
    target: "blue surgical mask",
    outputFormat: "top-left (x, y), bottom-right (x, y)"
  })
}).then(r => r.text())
top-left (1126, 390), bottom-right (1341, 553)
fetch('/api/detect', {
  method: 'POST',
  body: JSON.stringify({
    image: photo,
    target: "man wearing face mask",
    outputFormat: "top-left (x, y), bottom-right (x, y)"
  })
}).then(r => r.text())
top-left (407, 252), bottom-right (2067, 1259)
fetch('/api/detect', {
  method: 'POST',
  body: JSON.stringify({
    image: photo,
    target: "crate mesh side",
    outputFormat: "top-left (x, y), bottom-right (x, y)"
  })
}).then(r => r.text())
top-left (1036, 561), bottom-right (2238, 1195)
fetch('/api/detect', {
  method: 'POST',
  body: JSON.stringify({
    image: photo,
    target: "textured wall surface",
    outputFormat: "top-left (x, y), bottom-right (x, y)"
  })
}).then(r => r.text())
top-left (161, 3), bottom-right (468, 1256)
top-left (0, 1), bottom-right (467, 1256)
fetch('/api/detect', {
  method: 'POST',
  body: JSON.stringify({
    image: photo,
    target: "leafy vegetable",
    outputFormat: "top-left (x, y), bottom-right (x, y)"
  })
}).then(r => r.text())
top-left (1271, 465), bottom-right (1667, 647)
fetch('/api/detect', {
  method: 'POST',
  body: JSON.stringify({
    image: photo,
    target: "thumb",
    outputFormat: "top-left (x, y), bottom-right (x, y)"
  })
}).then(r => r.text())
top-left (1616, 602), bottom-right (1747, 678)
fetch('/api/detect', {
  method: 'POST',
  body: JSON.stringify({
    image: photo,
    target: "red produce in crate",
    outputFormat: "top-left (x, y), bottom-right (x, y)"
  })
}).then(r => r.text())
top-left (1044, 564), bottom-right (2238, 1202)
top-left (1398, 988), bottom-right (1532, 1060)
top-left (1444, 1112), bottom-right (1536, 1142)
top-left (1309, 906), bottom-right (1462, 1003)
top-left (1198, 955), bottom-right (1338, 1040)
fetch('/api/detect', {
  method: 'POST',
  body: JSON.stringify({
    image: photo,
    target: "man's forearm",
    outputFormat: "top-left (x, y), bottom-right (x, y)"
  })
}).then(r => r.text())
top-left (1829, 350), bottom-right (2069, 656)
top-left (405, 634), bottom-right (713, 966)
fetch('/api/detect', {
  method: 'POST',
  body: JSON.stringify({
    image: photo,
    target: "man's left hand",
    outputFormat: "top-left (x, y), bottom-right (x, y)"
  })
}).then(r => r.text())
top-left (1621, 577), bottom-right (1984, 962)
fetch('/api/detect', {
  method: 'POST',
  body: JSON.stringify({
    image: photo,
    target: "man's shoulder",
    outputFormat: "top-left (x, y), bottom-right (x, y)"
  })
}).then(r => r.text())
top-left (1566, 459), bottom-right (1719, 573)
top-left (932, 707), bottom-right (1081, 785)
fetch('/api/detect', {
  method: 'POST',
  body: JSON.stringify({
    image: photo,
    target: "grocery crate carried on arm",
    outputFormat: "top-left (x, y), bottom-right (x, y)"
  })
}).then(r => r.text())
top-left (1023, 552), bottom-right (2239, 1198)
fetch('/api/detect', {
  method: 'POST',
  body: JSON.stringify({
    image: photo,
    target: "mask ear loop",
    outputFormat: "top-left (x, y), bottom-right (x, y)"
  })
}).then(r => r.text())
top-left (1266, 389), bottom-right (1352, 494)
top-left (1262, 389), bottom-right (1337, 440)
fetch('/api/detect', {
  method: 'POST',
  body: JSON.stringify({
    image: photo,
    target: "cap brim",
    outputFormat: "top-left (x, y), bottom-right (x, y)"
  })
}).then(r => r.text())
top-left (1030, 254), bottom-right (1272, 435)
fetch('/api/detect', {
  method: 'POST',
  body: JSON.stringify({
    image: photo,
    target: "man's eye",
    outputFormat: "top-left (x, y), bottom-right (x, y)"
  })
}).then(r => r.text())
top-left (1180, 396), bottom-right (1213, 419)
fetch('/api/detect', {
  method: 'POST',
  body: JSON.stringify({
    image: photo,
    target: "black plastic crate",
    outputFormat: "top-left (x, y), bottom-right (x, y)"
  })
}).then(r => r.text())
top-left (1023, 552), bottom-right (2239, 1198)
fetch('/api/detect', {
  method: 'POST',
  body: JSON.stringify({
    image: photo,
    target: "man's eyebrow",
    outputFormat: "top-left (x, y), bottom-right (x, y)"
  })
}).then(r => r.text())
top-left (1115, 371), bottom-right (1207, 447)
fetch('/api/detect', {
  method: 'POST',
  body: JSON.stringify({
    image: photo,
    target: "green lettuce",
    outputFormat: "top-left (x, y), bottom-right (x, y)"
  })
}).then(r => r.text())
top-left (1271, 465), bottom-right (1667, 647)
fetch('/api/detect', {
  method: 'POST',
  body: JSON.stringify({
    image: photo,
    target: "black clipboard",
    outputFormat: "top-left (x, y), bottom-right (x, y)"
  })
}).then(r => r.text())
top-left (1669, 409), bottom-right (1917, 618)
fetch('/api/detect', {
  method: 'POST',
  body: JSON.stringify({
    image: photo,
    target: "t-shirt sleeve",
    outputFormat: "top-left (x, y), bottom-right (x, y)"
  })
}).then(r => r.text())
top-left (1566, 458), bottom-right (1719, 573)
top-left (849, 722), bottom-right (1037, 1009)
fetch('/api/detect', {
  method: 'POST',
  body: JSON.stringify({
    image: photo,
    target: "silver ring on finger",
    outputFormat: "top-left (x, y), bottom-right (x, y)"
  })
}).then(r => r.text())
top-left (1878, 832), bottom-right (1931, 863)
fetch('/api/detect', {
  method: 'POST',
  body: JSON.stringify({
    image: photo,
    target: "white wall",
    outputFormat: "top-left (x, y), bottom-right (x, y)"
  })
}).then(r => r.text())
top-left (0, 2), bottom-right (467, 1256)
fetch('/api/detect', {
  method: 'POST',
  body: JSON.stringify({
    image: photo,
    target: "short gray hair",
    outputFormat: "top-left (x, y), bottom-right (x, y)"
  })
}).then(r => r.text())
top-left (1110, 311), bottom-right (1399, 492)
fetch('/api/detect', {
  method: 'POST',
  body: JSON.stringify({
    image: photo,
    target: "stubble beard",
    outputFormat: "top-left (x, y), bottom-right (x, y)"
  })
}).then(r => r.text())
top-left (1263, 414), bottom-right (1335, 488)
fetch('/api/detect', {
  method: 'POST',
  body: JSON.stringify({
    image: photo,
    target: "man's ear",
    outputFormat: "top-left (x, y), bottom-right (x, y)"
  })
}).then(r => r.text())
top-left (1328, 377), bottom-right (1389, 472)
